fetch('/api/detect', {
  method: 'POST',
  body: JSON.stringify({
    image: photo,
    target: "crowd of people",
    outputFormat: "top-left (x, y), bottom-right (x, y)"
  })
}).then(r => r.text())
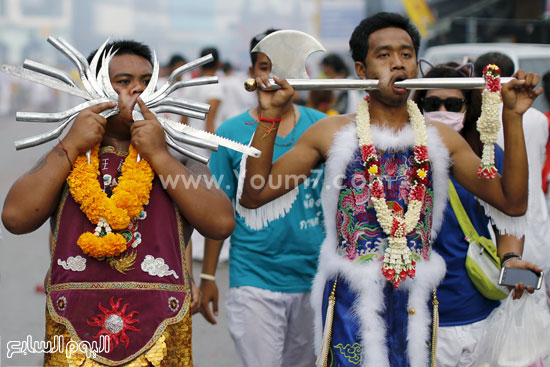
top-left (1, 10), bottom-right (550, 367)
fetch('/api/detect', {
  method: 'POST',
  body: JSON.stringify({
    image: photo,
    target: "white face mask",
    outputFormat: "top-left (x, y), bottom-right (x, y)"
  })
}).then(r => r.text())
top-left (424, 111), bottom-right (465, 132)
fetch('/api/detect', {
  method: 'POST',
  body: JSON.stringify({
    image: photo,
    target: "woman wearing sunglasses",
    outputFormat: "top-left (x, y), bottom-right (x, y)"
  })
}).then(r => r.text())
top-left (412, 63), bottom-right (541, 367)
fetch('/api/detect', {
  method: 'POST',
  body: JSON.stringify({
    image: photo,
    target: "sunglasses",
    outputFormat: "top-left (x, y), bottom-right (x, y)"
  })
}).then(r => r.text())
top-left (422, 96), bottom-right (466, 113)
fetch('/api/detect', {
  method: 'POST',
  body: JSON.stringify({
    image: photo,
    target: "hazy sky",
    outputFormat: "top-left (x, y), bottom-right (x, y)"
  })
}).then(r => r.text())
top-left (0, 0), bottom-right (371, 73)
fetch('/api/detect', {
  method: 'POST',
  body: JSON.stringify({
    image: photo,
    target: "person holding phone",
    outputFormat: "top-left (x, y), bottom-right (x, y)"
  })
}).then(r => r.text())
top-left (413, 62), bottom-right (543, 367)
top-left (240, 11), bottom-right (541, 367)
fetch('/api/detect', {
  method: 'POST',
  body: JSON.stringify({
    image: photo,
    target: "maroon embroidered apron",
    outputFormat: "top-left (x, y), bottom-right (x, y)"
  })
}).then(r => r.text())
top-left (46, 150), bottom-right (190, 365)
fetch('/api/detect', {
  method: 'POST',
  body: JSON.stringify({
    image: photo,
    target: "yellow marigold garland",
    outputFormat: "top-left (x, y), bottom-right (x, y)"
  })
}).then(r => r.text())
top-left (67, 145), bottom-right (154, 258)
top-left (77, 232), bottom-right (127, 259)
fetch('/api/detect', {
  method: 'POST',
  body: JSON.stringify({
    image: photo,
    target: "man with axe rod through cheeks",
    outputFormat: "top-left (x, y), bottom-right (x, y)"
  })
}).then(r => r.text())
top-left (239, 12), bottom-right (542, 367)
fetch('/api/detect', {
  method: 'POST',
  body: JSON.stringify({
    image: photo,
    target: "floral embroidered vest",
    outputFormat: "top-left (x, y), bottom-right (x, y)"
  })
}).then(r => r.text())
top-left (46, 149), bottom-right (190, 365)
top-left (336, 148), bottom-right (434, 263)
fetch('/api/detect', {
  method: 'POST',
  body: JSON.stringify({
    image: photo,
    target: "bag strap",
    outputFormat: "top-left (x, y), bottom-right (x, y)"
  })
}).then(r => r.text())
top-left (447, 179), bottom-right (481, 242)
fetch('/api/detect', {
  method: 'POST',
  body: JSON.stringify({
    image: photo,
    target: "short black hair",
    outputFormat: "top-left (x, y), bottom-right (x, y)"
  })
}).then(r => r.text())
top-left (222, 61), bottom-right (232, 74)
top-left (474, 52), bottom-right (515, 77)
top-left (413, 62), bottom-right (476, 120)
top-left (349, 12), bottom-right (421, 64)
top-left (87, 40), bottom-right (153, 75)
top-left (249, 28), bottom-right (280, 66)
top-left (168, 54), bottom-right (186, 68)
top-left (321, 54), bottom-right (349, 77)
top-left (200, 47), bottom-right (219, 70)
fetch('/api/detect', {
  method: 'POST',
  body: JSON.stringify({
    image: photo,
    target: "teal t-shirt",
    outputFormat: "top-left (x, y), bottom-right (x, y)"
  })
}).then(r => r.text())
top-left (209, 105), bottom-right (326, 293)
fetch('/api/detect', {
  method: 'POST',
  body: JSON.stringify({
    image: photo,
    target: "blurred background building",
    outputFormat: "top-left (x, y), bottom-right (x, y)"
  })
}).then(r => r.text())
top-left (0, 0), bottom-right (548, 100)
top-left (0, 0), bottom-right (548, 67)
top-left (424, 0), bottom-right (550, 45)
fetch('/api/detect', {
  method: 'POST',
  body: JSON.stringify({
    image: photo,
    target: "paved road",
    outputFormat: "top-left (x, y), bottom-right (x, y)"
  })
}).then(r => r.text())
top-left (0, 114), bottom-right (238, 366)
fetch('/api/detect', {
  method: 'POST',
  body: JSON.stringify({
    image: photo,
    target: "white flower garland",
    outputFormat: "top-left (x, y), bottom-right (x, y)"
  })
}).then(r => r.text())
top-left (476, 64), bottom-right (502, 179)
top-left (356, 99), bottom-right (430, 287)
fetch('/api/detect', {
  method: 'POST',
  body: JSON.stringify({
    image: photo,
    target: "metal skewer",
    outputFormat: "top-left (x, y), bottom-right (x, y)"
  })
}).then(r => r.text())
top-left (1, 64), bottom-right (91, 100)
top-left (148, 76), bottom-right (219, 105)
top-left (150, 105), bottom-right (206, 120)
top-left (3, 36), bottom-right (260, 164)
top-left (16, 98), bottom-right (113, 123)
top-left (23, 60), bottom-right (78, 88)
top-left (147, 97), bottom-right (210, 114)
top-left (144, 54), bottom-right (214, 104)
top-left (244, 77), bottom-right (515, 92)
top-left (165, 136), bottom-right (209, 165)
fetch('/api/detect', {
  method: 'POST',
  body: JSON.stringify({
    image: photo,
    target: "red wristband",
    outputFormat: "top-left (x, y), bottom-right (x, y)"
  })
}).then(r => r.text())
top-left (258, 114), bottom-right (282, 137)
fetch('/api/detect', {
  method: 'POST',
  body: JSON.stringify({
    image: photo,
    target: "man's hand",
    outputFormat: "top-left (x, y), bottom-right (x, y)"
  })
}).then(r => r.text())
top-left (199, 279), bottom-right (219, 324)
top-left (131, 98), bottom-right (168, 162)
top-left (190, 280), bottom-right (202, 315)
top-left (504, 258), bottom-right (543, 299)
top-left (256, 75), bottom-right (295, 118)
top-left (62, 101), bottom-right (117, 155)
top-left (502, 70), bottom-right (543, 116)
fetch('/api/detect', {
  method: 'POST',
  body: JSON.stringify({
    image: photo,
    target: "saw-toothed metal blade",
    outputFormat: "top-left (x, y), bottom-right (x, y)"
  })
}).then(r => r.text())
top-left (1, 64), bottom-right (91, 100)
top-left (159, 116), bottom-right (261, 158)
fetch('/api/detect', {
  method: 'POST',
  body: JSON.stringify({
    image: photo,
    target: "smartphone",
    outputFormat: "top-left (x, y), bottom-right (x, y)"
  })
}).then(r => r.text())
top-left (498, 267), bottom-right (544, 290)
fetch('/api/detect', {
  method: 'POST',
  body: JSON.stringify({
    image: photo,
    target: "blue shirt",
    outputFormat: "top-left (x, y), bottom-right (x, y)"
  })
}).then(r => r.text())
top-left (433, 145), bottom-right (504, 326)
top-left (209, 106), bottom-right (326, 293)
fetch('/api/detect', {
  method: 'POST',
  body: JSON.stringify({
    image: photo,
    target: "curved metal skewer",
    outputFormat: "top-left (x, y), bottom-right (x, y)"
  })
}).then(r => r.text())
top-left (161, 121), bottom-right (219, 151)
top-left (165, 135), bottom-right (209, 165)
top-left (99, 48), bottom-right (119, 99)
top-left (56, 36), bottom-right (105, 98)
top-left (47, 37), bottom-right (101, 99)
top-left (89, 38), bottom-right (111, 85)
top-left (147, 97), bottom-right (210, 114)
top-left (23, 60), bottom-right (78, 88)
top-left (16, 98), bottom-right (113, 122)
top-left (150, 105), bottom-right (206, 120)
top-left (139, 51), bottom-right (159, 101)
top-left (148, 76), bottom-right (219, 105)
top-left (14, 107), bottom-right (118, 151)
top-left (144, 54), bottom-right (215, 104)
top-left (4, 37), bottom-right (260, 164)
top-left (1, 64), bottom-right (91, 100)
top-left (168, 54), bottom-right (214, 85)
top-left (14, 118), bottom-right (73, 150)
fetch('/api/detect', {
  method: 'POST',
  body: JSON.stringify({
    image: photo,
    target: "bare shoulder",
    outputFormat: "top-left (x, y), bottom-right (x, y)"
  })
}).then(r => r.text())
top-left (426, 120), bottom-right (462, 153)
top-left (303, 113), bottom-right (356, 158)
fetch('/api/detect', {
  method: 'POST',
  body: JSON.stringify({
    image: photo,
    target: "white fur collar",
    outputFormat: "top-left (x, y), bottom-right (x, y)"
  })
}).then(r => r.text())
top-left (312, 122), bottom-right (449, 367)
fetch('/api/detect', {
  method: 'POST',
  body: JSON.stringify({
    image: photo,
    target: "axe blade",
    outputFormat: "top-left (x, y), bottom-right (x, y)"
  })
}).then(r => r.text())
top-left (251, 30), bottom-right (325, 79)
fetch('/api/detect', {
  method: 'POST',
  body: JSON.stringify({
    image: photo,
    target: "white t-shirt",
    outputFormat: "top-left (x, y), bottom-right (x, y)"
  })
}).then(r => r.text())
top-left (181, 82), bottom-right (224, 131)
top-left (218, 72), bottom-right (256, 123)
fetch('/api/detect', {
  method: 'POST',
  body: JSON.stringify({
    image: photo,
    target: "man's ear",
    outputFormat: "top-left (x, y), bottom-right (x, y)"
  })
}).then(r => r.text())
top-left (355, 61), bottom-right (366, 79)
top-left (249, 65), bottom-right (254, 78)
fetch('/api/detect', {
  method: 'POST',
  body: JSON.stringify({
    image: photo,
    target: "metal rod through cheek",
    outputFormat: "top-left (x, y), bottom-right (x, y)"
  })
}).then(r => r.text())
top-left (249, 77), bottom-right (515, 91)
